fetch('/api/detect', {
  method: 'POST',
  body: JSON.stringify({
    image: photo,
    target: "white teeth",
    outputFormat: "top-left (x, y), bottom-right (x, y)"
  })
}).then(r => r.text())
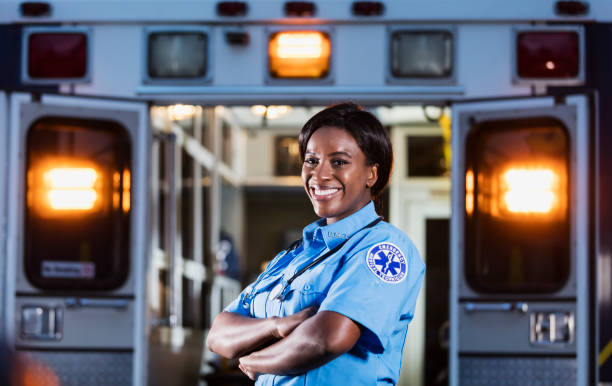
top-left (313, 187), bottom-right (339, 196)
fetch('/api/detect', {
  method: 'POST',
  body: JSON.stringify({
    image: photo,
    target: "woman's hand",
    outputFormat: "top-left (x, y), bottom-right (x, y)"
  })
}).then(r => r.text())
top-left (274, 306), bottom-right (318, 338)
top-left (238, 359), bottom-right (259, 380)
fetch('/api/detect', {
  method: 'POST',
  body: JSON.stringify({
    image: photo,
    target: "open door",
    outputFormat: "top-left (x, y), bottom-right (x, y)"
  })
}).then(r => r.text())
top-left (5, 93), bottom-right (149, 385)
top-left (449, 95), bottom-right (591, 386)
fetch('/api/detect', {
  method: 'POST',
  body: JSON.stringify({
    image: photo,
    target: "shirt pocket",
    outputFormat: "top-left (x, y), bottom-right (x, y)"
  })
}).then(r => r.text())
top-left (289, 262), bottom-right (333, 312)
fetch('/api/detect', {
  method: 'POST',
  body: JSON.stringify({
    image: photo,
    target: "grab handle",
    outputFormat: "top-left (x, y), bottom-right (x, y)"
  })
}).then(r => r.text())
top-left (464, 302), bottom-right (528, 313)
top-left (66, 297), bottom-right (128, 310)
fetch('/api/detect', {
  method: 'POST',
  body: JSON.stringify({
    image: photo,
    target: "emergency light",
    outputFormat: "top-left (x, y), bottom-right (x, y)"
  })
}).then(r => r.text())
top-left (25, 30), bottom-right (88, 81)
top-left (43, 167), bottom-right (99, 210)
top-left (268, 31), bottom-right (331, 78)
top-left (390, 31), bottom-right (453, 78)
top-left (148, 32), bottom-right (208, 79)
top-left (25, 117), bottom-right (131, 290)
top-left (501, 167), bottom-right (561, 214)
top-left (464, 119), bottom-right (570, 293)
top-left (516, 31), bottom-right (579, 79)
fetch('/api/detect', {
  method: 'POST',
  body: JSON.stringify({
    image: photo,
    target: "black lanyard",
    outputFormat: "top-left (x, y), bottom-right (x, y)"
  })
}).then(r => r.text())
top-left (280, 216), bottom-right (383, 295)
top-left (242, 216), bottom-right (382, 309)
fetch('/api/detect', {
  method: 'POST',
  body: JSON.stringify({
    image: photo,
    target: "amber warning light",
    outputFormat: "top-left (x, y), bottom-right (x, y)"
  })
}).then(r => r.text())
top-left (501, 168), bottom-right (560, 214)
top-left (45, 167), bottom-right (98, 210)
top-left (28, 162), bottom-right (104, 214)
top-left (268, 31), bottom-right (331, 78)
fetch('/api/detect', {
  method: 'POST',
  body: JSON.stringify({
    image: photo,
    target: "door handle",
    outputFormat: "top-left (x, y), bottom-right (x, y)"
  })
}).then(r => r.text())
top-left (66, 297), bottom-right (128, 310)
top-left (464, 302), bottom-right (528, 313)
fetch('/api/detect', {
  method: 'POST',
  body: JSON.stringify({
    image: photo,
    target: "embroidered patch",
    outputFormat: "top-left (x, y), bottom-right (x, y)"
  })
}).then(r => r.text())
top-left (365, 242), bottom-right (407, 284)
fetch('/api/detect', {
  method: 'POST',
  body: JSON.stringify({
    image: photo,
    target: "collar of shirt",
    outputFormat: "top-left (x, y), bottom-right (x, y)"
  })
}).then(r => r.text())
top-left (302, 201), bottom-right (379, 251)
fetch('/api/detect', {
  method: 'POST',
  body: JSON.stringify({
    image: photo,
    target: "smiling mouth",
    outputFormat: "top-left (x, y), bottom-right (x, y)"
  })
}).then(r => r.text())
top-left (310, 186), bottom-right (342, 200)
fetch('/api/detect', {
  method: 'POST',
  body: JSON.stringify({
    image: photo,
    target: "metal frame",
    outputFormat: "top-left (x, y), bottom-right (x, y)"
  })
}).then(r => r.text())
top-left (512, 25), bottom-right (586, 87)
top-left (386, 24), bottom-right (458, 86)
top-left (0, 92), bottom-right (7, 340)
top-left (141, 25), bottom-right (214, 86)
top-left (21, 26), bottom-right (92, 85)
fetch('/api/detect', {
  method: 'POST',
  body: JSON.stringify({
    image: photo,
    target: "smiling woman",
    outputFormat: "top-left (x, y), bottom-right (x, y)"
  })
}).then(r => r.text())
top-left (206, 102), bottom-right (425, 386)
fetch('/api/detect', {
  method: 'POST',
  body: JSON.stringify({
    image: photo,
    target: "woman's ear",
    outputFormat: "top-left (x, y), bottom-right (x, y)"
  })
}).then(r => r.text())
top-left (367, 164), bottom-right (378, 189)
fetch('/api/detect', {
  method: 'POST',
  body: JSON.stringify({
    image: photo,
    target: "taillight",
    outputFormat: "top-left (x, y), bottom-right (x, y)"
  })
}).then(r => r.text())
top-left (26, 30), bottom-right (88, 80)
top-left (516, 31), bottom-right (579, 79)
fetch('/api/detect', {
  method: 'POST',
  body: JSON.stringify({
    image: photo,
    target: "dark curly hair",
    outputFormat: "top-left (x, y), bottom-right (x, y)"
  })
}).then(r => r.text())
top-left (298, 102), bottom-right (393, 199)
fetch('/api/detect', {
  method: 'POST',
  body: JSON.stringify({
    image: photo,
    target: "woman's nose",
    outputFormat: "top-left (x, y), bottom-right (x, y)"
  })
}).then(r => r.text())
top-left (313, 161), bottom-right (332, 180)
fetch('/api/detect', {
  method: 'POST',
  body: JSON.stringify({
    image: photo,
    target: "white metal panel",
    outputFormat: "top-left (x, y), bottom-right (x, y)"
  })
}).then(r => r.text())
top-left (567, 94), bottom-right (590, 386)
top-left (5, 93), bottom-right (31, 346)
top-left (457, 24), bottom-right (531, 98)
top-left (336, 24), bottom-right (386, 86)
top-left (0, 0), bottom-right (601, 23)
top-left (72, 25), bottom-right (144, 98)
top-left (213, 25), bottom-right (265, 86)
top-left (59, 22), bottom-right (551, 103)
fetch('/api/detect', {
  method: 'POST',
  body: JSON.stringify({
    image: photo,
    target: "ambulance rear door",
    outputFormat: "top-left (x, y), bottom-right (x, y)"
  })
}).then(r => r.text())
top-left (449, 95), bottom-right (592, 386)
top-left (5, 92), bottom-right (149, 386)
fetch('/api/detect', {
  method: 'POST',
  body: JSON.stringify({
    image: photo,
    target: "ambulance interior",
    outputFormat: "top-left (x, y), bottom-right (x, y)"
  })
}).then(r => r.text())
top-left (147, 103), bottom-right (450, 385)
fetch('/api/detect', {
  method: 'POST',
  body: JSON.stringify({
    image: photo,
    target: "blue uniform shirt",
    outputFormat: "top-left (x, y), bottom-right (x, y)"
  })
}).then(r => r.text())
top-left (225, 201), bottom-right (425, 385)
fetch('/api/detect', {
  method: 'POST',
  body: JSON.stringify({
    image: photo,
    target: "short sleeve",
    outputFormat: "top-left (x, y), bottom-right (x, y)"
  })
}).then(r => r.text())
top-left (319, 234), bottom-right (425, 350)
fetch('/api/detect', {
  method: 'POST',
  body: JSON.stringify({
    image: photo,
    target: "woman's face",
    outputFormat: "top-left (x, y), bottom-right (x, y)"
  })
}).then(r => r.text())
top-left (302, 126), bottom-right (378, 224)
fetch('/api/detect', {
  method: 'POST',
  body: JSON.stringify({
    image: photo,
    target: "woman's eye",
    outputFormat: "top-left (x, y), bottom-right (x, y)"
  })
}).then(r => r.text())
top-left (304, 158), bottom-right (318, 166)
top-left (332, 159), bottom-right (348, 166)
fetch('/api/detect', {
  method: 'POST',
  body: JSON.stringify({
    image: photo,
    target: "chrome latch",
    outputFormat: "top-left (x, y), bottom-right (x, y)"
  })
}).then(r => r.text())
top-left (21, 305), bottom-right (63, 341)
top-left (530, 311), bottom-right (574, 345)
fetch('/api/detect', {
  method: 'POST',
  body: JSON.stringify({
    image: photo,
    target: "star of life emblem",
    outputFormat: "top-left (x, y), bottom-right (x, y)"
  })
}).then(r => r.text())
top-left (365, 242), bottom-right (407, 284)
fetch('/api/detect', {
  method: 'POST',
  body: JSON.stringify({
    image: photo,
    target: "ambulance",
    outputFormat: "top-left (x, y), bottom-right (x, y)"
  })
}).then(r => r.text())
top-left (0, 0), bottom-right (610, 385)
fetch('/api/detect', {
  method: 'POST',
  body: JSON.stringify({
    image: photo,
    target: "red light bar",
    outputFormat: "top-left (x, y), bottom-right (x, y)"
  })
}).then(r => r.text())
top-left (352, 1), bottom-right (384, 16)
top-left (28, 32), bottom-right (87, 79)
top-left (517, 32), bottom-right (579, 79)
top-left (217, 1), bottom-right (248, 16)
top-left (285, 1), bottom-right (316, 17)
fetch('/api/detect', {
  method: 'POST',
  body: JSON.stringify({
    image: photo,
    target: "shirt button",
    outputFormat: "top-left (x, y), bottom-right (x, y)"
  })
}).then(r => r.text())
top-left (304, 284), bottom-right (311, 290)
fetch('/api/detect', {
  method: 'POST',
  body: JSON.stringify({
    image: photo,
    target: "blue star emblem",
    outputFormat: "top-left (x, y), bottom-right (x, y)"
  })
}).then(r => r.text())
top-left (366, 242), bottom-right (407, 284)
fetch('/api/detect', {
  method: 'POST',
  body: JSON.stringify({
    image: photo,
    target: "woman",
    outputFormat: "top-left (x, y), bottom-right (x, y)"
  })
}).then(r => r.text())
top-left (206, 102), bottom-right (425, 385)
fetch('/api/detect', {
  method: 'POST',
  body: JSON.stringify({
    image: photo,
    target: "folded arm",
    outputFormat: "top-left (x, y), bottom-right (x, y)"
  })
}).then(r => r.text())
top-left (206, 307), bottom-right (317, 359)
top-left (238, 310), bottom-right (361, 380)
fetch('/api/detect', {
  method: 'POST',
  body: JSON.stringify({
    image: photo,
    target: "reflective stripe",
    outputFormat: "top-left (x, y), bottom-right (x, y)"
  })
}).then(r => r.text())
top-left (599, 338), bottom-right (612, 367)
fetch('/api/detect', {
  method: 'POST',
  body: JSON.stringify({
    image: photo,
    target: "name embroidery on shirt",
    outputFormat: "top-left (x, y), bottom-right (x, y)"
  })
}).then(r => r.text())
top-left (327, 231), bottom-right (348, 239)
top-left (365, 242), bottom-right (407, 284)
